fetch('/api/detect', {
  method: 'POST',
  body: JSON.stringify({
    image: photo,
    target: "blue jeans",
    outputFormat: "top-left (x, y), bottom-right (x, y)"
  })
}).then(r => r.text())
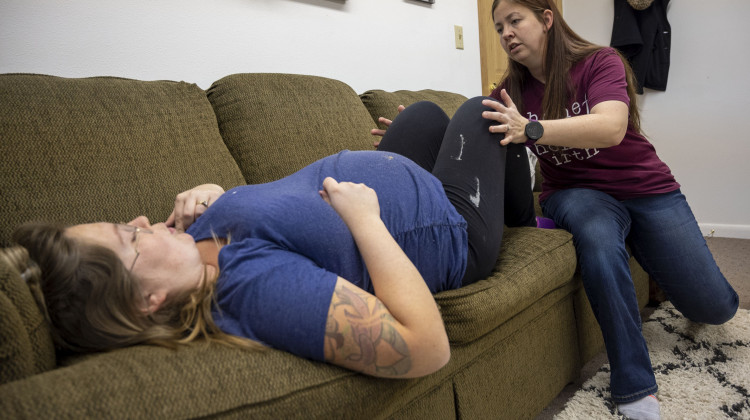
top-left (542, 188), bottom-right (739, 403)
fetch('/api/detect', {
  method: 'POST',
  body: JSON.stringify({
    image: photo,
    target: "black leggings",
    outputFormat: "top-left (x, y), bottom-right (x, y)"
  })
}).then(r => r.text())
top-left (378, 97), bottom-right (535, 285)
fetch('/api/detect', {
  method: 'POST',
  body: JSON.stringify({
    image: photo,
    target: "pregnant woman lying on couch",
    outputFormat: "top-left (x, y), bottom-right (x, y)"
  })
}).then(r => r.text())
top-left (1, 97), bottom-right (542, 378)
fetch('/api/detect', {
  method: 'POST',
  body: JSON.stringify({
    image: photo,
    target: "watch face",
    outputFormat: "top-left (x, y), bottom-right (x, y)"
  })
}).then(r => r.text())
top-left (526, 121), bottom-right (544, 141)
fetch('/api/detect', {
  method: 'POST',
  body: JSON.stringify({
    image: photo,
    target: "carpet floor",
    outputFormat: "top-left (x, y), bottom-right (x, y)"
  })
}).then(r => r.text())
top-left (555, 302), bottom-right (750, 419)
top-left (536, 237), bottom-right (750, 419)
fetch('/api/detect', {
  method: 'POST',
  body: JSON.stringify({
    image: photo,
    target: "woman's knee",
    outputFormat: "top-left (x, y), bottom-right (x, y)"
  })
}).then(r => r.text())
top-left (455, 96), bottom-right (496, 115)
top-left (442, 96), bottom-right (503, 142)
top-left (706, 297), bottom-right (739, 324)
top-left (398, 101), bottom-right (449, 122)
top-left (677, 289), bottom-right (739, 325)
top-left (546, 189), bottom-right (630, 235)
top-left (563, 213), bottom-right (630, 261)
top-left (564, 213), bottom-right (632, 274)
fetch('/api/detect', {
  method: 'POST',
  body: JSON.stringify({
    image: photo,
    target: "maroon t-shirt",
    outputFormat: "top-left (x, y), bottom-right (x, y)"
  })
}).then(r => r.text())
top-left (491, 47), bottom-right (679, 202)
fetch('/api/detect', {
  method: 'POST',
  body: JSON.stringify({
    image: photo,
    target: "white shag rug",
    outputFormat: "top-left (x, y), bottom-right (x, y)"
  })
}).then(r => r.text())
top-left (555, 302), bottom-right (750, 419)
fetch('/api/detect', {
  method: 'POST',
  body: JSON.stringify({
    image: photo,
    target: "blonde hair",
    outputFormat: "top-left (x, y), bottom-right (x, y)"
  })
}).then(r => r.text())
top-left (491, 0), bottom-right (642, 133)
top-left (1, 222), bottom-right (260, 353)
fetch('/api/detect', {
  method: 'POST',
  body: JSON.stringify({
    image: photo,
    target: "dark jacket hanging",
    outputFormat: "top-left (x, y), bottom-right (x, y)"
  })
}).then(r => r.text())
top-left (610, 0), bottom-right (671, 94)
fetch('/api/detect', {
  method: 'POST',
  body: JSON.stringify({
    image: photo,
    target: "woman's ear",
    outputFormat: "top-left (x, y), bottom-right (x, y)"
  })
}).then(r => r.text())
top-left (144, 292), bottom-right (166, 315)
top-left (542, 9), bottom-right (554, 32)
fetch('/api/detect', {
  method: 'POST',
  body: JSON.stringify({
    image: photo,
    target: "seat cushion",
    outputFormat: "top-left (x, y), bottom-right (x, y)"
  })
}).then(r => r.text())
top-left (0, 341), bottom-right (447, 419)
top-left (207, 73), bottom-right (377, 185)
top-left (0, 74), bottom-right (247, 245)
top-left (436, 227), bottom-right (577, 344)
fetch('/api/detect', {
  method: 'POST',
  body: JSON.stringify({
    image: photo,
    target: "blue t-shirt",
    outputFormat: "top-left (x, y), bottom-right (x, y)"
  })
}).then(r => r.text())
top-left (186, 150), bottom-right (467, 361)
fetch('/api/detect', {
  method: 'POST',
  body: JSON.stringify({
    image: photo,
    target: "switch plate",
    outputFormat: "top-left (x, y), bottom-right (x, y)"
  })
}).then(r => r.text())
top-left (454, 25), bottom-right (464, 50)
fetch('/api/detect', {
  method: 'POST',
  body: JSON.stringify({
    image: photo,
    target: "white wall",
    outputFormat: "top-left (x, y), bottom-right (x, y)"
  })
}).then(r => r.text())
top-left (563, 0), bottom-right (750, 239)
top-left (0, 0), bottom-right (481, 97)
top-left (2, 0), bottom-right (748, 237)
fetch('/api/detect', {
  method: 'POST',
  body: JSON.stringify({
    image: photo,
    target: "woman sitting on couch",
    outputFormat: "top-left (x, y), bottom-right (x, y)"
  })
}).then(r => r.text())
top-left (2, 97), bottom-right (542, 379)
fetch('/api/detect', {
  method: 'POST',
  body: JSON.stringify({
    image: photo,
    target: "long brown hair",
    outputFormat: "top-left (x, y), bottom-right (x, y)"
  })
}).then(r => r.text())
top-left (491, 0), bottom-right (642, 133)
top-left (1, 222), bottom-right (260, 353)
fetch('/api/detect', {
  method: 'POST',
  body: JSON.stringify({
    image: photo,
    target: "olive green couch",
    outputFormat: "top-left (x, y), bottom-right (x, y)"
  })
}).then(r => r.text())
top-left (0, 73), bottom-right (649, 419)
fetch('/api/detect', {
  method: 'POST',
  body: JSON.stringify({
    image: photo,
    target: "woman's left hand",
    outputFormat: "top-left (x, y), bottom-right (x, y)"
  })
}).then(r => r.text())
top-left (166, 183), bottom-right (225, 232)
top-left (482, 89), bottom-right (530, 146)
top-left (370, 105), bottom-right (406, 148)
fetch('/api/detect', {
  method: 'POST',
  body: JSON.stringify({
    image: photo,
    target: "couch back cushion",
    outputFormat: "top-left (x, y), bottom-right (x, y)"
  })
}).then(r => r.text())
top-left (0, 74), bottom-right (247, 245)
top-left (359, 89), bottom-right (468, 128)
top-left (0, 259), bottom-right (56, 385)
top-left (207, 73), bottom-right (376, 184)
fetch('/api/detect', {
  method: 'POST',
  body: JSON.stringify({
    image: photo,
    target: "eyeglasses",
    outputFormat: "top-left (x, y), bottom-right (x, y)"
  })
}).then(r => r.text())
top-left (116, 224), bottom-right (154, 271)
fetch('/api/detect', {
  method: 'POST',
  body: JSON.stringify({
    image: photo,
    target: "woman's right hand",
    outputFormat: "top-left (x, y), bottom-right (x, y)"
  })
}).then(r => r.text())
top-left (482, 90), bottom-right (530, 146)
top-left (370, 105), bottom-right (405, 148)
top-left (318, 177), bottom-right (380, 228)
top-left (319, 176), bottom-right (450, 378)
top-left (166, 183), bottom-right (225, 232)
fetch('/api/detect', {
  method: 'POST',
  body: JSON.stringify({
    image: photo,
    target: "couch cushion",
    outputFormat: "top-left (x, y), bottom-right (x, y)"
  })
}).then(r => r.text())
top-left (436, 227), bottom-right (577, 344)
top-left (207, 73), bottom-right (377, 185)
top-left (0, 74), bottom-right (247, 245)
top-left (0, 342), bottom-right (447, 418)
top-left (0, 259), bottom-right (55, 385)
top-left (359, 89), bottom-right (469, 127)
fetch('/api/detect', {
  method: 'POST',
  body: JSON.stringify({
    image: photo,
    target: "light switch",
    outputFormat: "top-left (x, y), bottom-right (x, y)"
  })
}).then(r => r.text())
top-left (455, 25), bottom-right (464, 50)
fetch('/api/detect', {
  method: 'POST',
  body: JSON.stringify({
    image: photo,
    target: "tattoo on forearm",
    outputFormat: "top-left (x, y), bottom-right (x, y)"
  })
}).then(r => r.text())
top-left (325, 283), bottom-right (411, 376)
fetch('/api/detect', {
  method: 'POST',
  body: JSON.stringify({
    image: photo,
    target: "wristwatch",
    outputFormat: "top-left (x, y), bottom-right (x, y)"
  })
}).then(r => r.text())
top-left (524, 121), bottom-right (544, 143)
